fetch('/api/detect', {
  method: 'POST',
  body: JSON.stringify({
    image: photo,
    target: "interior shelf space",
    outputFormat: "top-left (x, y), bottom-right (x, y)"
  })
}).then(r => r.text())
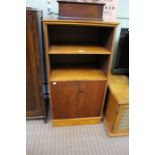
top-left (49, 54), bottom-right (109, 81)
top-left (48, 44), bottom-right (111, 54)
top-left (47, 24), bottom-right (114, 53)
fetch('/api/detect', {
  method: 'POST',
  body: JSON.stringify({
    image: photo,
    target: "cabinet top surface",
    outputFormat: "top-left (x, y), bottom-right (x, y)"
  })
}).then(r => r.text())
top-left (43, 18), bottom-right (119, 27)
top-left (108, 75), bottom-right (129, 104)
top-left (57, 0), bottom-right (105, 4)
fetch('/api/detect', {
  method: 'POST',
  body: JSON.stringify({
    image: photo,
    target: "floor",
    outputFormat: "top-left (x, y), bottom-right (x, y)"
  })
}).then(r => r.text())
top-left (26, 120), bottom-right (129, 155)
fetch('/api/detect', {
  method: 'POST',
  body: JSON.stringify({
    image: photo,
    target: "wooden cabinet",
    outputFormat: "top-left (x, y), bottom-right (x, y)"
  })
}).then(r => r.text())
top-left (51, 81), bottom-right (106, 119)
top-left (43, 19), bottom-right (118, 126)
top-left (26, 8), bottom-right (45, 118)
top-left (104, 75), bottom-right (129, 136)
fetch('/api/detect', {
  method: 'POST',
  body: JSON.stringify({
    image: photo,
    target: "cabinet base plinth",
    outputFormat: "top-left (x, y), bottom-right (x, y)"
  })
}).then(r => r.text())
top-left (52, 117), bottom-right (101, 127)
top-left (104, 119), bottom-right (129, 137)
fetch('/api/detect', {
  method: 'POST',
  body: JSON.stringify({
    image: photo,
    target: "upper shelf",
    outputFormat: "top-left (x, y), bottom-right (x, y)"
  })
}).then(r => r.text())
top-left (48, 45), bottom-right (111, 55)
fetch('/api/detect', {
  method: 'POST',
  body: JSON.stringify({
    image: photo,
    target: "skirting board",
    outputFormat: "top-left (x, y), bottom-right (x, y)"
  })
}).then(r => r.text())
top-left (52, 117), bottom-right (102, 127)
top-left (104, 119), bottom-right (129, 137)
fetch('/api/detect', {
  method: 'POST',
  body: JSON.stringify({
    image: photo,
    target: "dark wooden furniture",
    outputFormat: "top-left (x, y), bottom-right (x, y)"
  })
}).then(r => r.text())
top-left (104, 75), bottom-right (129, 136)
top-left (57, 0), bottom-right (105, 19)
top-left (43, 19), bottom-right (118, 126)
top-left (26, 8), bottom-right (45, 118)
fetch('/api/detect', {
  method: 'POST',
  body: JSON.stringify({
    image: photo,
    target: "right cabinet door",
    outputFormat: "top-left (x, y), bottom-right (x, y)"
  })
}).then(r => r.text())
top-left (78, 81), bottom-right (106, 118)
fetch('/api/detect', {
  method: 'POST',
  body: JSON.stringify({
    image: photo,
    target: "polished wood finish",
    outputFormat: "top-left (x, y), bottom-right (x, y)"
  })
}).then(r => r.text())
top-left (108, 75), bottom-right (129, 104)
top-left (104, 75), bottom-right (129, 136)
top-left (50, 68), bottom-right (107, 81)
top-left (48, 45), bottom-right (111, 54)
top-left (51, 81), bottom-right (78, 119)
top-left (58, 0), bottom-right (105, 19)
top-left (43, 19), bottom-right (118, 126)
top-left (78, 81), bottom-right (106, 117)
top-left (26, 8), bottom-right (45, 118)
top-left (43, 18), bottom-right (119, 27)
top-left (52, 117), bottom-right (101, 127)
top-left (51, 81), bottom-right (106, 119)
top-left (104, 119), bottom-right (128, 137)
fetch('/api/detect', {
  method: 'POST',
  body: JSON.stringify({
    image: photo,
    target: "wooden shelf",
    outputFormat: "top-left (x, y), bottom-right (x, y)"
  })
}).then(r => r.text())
top-left (48, 45), bottom-right (111, 54)
top-left (50, 67), bottom-right (107, 81)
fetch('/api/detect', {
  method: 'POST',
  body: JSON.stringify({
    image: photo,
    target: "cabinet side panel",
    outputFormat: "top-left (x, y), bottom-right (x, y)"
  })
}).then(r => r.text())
top-left (104, 92), bottom-right (118, 131)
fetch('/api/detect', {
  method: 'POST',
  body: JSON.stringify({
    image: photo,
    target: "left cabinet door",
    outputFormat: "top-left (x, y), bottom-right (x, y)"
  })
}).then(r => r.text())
top-left (51, 81), bottom-right (79, 119)
top-left (26, 10), bottom-right (45, 118)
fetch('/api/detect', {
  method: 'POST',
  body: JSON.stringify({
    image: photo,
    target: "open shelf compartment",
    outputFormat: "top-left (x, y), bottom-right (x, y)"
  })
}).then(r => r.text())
top-left (50, 54), bottom-right (109, 81)
top-left (47, 24), bottom-right (114, 54)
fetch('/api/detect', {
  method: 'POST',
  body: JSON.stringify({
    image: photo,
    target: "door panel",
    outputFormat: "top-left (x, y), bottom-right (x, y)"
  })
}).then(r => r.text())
top-left (78, 81), bottom-right (106, 117)
top-left (51, 81), bottom-right (79, 119)
top-left (51, 81), bottom-right (106, 119)
top-left (26, 11), bottom-right (44, 117)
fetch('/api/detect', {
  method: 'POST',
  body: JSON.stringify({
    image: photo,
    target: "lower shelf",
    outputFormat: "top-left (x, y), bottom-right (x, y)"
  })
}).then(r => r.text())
top-left (50, 68), bottom-right (107, 81)
top-left (52, 117), bottom-right (102, 127)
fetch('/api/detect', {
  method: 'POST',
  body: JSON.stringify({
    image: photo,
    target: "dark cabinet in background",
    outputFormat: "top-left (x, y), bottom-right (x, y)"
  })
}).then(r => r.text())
top-left (26, 8), bottom-right (45, 118)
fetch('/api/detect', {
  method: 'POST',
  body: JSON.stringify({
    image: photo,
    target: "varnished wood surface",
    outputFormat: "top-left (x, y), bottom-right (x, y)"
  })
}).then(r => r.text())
top-left (43, 18), bottom-right (119, 27)
top-left (42, 18), bottom-right (118, 123)
top-left (78, 81), bottom-right (106, 117)
top-left (57, 0), bottom-right (105, 4)
top-left (108, 75), bottom-right (129, 104)
top-left (52, 117), bottom-right (101, 127)
top-left (51, 81), bottom-right (79, 119)
top-left (104, 119), bottom-right (129, 137)
top-left (104, 92), bottom-right (118, 131)
top-left (50, 68), bottom-right (107, 81)
top-left (26, 9), bottom-right (45, 118)
top-left (104, 74), bottom-right (129, 136)
top-left (51, 81), bottom-right (106, 119)
top-left (58, 0), bottom-right (104, 19)
top-left (48, 45), bottom-right (111, 54)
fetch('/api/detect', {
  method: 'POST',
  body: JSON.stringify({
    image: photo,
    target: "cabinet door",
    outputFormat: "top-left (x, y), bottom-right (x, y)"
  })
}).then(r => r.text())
top-left (78, 81), bottom-right (106, 118)
top-left (51, 81), bottom-right (79, 119)
top-left (26, 11), bottom-right (44, 118)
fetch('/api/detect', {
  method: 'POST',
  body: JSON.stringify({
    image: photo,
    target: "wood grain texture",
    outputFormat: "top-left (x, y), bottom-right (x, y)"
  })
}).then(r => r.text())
top-left (43, 18), bottom-right (119, 27)
top-left (26, 9), bottom-right (45, 117)
top-left (51, 81), bottom-right (79, 119)
top-left (42, 19), bottom-right (119, 124)
top-left (48, 45), bottom-right (111, 54)
top-left (52, 117), bottom-right (101, 127)
top-left (50, 68), bottom-right (107, 81)
top-left (104, 75), bottom-right (129, 136)
top-left (108, 75), bottom-right (129, 104)
top-left (104, 92), bottom-right (118, 131)
top-left (51, 81), bottom-right (106, 119)
top-left (104, 119), bottom-right (129, 137)
top-left (78, 81), bottom-right (106, 117)
top-left (58, 1), bottom-right (104, 19)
